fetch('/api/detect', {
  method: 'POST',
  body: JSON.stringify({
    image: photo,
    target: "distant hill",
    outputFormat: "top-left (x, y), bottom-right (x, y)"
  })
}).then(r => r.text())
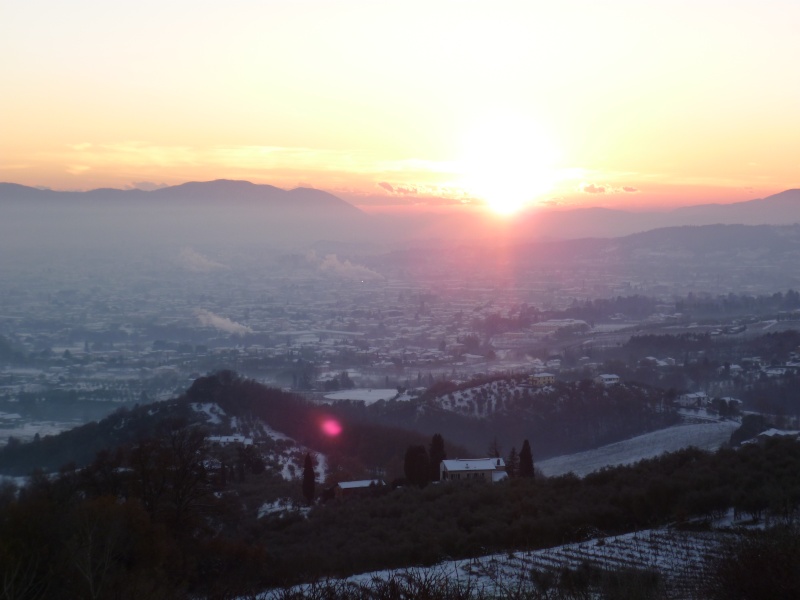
top-left (0, 372), bottom-right (462, 478)
top-left (514, 189), bottom-right (800, 239)
top-left (3, 180), bottom-right (800, 246)
top-left (0, 179), bottom-right (360, 211)
top-left (0, 179), bottom-right (371, 249)
top-left (670, 189), bottom-right (800, 226)
top-left (373, 223), bottom-right (800, 293)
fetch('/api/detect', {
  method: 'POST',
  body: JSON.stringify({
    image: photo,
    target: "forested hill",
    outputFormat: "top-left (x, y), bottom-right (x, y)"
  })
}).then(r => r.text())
top-left (332, 377), bottom-right (680, 459)
top-left (0, 372), bottom-right (461, 477)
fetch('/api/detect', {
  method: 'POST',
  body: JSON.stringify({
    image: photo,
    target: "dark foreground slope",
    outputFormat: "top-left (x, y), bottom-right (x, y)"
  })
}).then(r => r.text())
top-left (2, 417), bottom-right (799, 597)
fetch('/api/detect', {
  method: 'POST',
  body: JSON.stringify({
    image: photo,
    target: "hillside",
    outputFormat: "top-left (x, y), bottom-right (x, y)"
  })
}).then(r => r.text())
top-left (2, 387), bottom-right (798, 596)
top-left (356, 377), bottom-right (681, 459)
top-left (4, 181), bottom-right (800, 249)
top-left (273, 528), bottom-right (729, 599)
top-left (538, 420), bottom-right (740, 477)
top-left (368, 222), bottom-right (800, 294)
top-left (0, 180), bottom-right (371, 249)
top-left (518, 189), bottom-right (800, 239)
top-left (0, 372), bottom-right (462, 480)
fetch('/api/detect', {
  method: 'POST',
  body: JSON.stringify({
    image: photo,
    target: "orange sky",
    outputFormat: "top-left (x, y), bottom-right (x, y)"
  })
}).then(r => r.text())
top-left (2, 1), bottom-right (799, 213)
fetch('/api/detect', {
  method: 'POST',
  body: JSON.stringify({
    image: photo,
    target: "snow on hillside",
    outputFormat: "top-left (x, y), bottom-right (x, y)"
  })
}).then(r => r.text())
top-left (431, 379), bottom-right (532, 418)
top-left (192, 402), bottom-right (225, 424)
top-left (322, 388), bottom-right (401, 405)
top-left (262, 528), bottom-right (729, 599)
top-left (191, 403), bottom-right (327, 483)
top-left (257, 499), bottom-right (312, 519)
top-left (538, 420), bottom-right (740, 477)
top-left (0, 419), bottom-right (80, 446)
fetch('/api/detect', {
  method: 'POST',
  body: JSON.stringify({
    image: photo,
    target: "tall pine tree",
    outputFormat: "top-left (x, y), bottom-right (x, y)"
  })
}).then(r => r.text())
top-left (488, 437), bottom-right (502, 458)
top-left (404, 445), bottom-right (430, 488)
top-left (429, 433), bottom-right (446, 482)
top-left (302, 452), bottom-right (316, 504)
top-left (519, 439), bottom-right (534, 479)
top-left (506, 446), bottom-right (519, 478)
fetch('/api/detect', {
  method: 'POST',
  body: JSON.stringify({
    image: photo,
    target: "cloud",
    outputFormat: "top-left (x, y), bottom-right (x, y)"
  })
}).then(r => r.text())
top-left (581, 183), bottom-right (607, 194)
top-left (371, 182), bottom-right (474, 205)
top-left (307, 251), bottom-right (383, 281)
top-left (195, 309), bottom-right (252, 335)
top-left (377, 181), bottom-right (420, 195)
top-left (538, 197), bottom-right (566, 207)
top-left (178, 247), bottom-right (228, 272)
top-left (65, 141), bottom-right (429, 176)
top-left (396, 185), bottom-right (418, 195)
top-left (581, 183), bottom-right (640, 194)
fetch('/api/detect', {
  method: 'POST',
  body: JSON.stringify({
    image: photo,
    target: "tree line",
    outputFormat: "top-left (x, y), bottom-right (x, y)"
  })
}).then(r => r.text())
top-left (2, 386), bottom-right (800, 595)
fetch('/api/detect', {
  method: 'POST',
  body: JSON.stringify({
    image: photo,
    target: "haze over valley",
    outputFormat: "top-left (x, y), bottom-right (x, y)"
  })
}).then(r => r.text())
top-left (3, 179), bottom-right (800, 454)
top-left (3, 1), bottom-right (800, 597)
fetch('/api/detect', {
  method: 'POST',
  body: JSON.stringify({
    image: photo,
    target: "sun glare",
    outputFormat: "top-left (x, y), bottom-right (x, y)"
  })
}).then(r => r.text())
top-left (457, 114), bottom-right (559, 216)
top-left (321, 418), bottom-right (342, 437)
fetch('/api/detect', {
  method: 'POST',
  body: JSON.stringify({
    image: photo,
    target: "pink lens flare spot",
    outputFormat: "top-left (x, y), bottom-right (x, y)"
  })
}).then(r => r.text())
top-left (321, 419), bottom-right (342, 436)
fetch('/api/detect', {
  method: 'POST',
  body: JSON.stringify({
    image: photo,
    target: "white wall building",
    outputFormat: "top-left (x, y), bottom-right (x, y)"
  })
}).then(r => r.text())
top-left (440, 458), bottom-right (507, 482)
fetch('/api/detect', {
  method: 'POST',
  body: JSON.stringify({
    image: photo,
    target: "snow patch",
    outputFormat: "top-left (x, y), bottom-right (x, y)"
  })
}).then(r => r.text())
top-left (192, 402), bottom-right (225, 425)
top-left (323, 389), bottom-right (400, 405)
top-left (539, 421), bottom-right (740, 478)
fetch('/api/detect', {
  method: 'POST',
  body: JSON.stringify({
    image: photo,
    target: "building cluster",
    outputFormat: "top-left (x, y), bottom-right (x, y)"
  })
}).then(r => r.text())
top-left (2, 249), bottom-right (800, 444)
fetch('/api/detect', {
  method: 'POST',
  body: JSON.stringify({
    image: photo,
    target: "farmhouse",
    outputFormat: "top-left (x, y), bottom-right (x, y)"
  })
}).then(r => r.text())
top-left (676, 391), bottom-right (708, 408)
top-left (333, 479), bottom-right (386, 499)
top-left (595, 374), bottom-right (620, 386)
top-left (207, 434), bottom-right (253, 446)
top-left (440, 458), bottom-right (507, 482)
top-left (529, 373), bottom-right (556, 386)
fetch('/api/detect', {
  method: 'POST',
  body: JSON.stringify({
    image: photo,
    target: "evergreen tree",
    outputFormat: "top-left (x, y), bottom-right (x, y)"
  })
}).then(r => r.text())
top-left (506, 446), bottom-right (519, 478)
top-left (302, 452), bottom-right (315, 504)
top-left (488, 437), bottom-right (502, 458)
top-left (428, 433), bottom-right (446, 482)
top-left (519, 439), bottom-right (534, 479)
top-left (339, 371), bottom-right (354, 389)
top-left (403, 445), bottom-right (430, 488)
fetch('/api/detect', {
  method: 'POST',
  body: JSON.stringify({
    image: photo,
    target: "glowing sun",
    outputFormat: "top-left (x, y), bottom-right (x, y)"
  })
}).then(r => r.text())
top-left (458, 114), bottom-right (559, 215)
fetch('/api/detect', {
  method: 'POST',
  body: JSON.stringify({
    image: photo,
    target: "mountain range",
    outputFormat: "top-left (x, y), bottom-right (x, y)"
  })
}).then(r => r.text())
top-left (520, 188), bottom-right (800, 239)
top-left (2, 180), bottom-right (800, 248)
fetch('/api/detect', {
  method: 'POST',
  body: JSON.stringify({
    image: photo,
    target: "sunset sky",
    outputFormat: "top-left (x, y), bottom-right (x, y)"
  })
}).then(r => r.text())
top-left (2, 0), bottom-right (799, 213)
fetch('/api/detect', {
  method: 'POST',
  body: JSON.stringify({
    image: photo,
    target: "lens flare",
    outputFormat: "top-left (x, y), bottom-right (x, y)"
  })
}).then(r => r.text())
top-left (321, 419), bottom-right (342, 436)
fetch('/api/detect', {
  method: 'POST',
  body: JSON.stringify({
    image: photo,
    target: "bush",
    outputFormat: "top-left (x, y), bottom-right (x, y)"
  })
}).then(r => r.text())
top-left (704, 527), bottom-right (800, 600)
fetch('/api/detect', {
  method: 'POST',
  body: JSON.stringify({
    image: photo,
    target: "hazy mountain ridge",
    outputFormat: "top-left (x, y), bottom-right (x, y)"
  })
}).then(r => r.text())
top-left (524, 189), bottom-right (800, 239)
top-left (373, 224), bottom-right (800, 289)
top-left (3, 181), bottom-right (800, 243)
top-left (0, 179), bottom-right (371, 249)
top-left (0, 179), bottom-right (363, 213)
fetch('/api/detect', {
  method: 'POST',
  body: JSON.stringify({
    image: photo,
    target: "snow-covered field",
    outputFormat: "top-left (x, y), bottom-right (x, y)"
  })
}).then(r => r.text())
top-left (538, 420), bottom-right (740, 477)
top-left (323, 388), bottom-right (401, 405)
top-left (261, 528), bottom-right (728, 599)
top-left (0, 420), bottom-right (82, 446)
